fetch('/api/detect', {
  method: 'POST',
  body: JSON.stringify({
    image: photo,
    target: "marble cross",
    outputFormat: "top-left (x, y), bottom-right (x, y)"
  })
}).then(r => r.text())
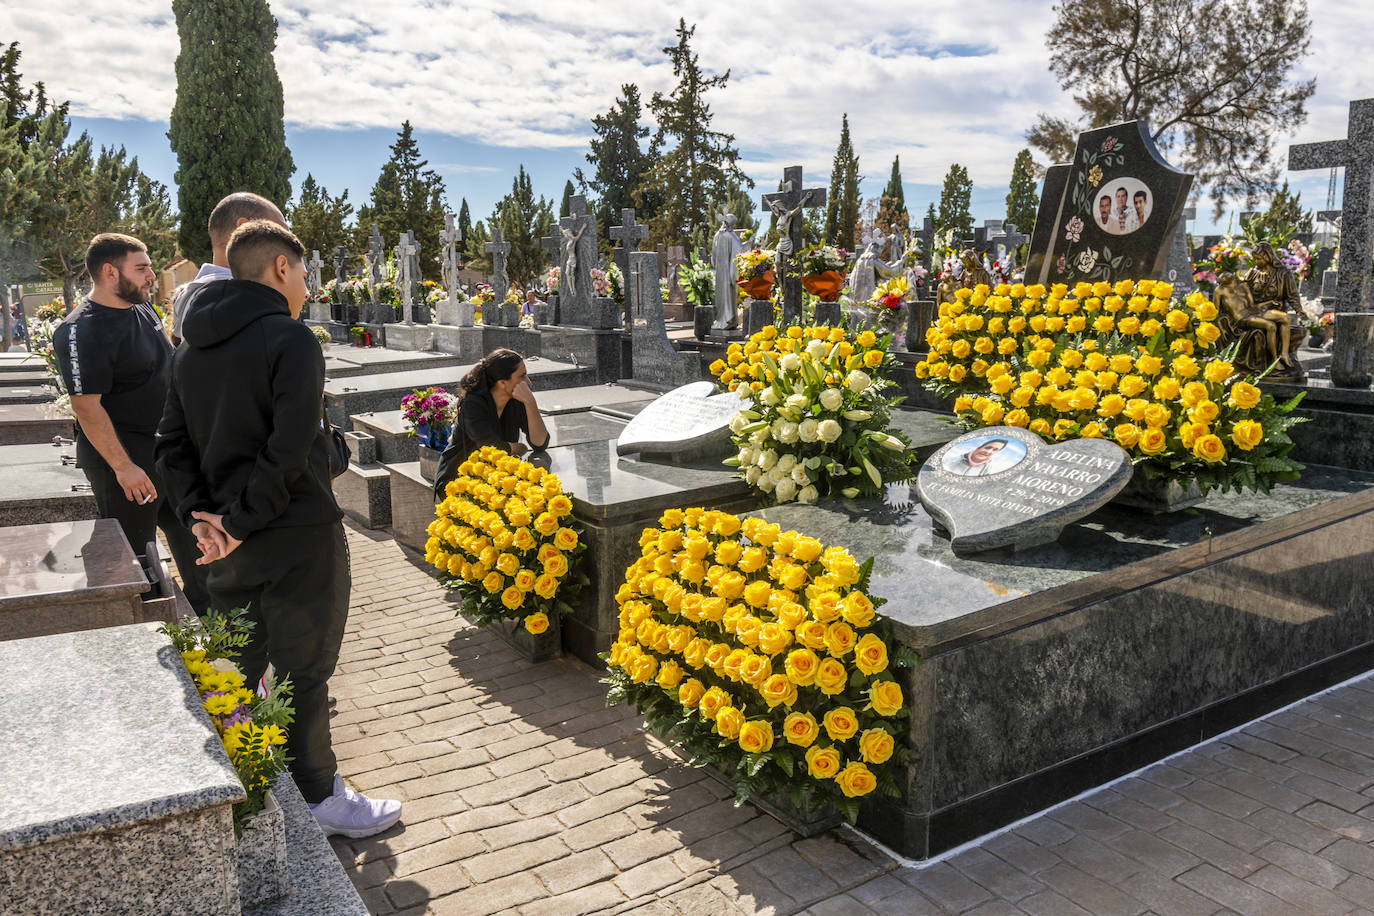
top-left (366, 226), bottom-right (384, 288)
top-left (307, 250), bottom-right (323, 297)
top-left (396, 234), bottom-right (418, 325)
top-left (439, 213), bottom-right (462, 308)
top-left (912, 216), bottom-right (938, 279)
top-left (610, 209), bottom-right (650, 320)
top-left (762, 166), bottom-right (828, 326)
top-left (1289, 98), bottom-right (1374, 315)
top-left (485, 227), bottom-right (511, 303)
top-left (558, 195), bottom-right (597, 309)
top-left (332, 246), bottom-right (349, 285)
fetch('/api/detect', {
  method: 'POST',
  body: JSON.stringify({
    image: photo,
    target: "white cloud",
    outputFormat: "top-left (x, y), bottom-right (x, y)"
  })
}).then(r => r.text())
top-left (3, 0), bottom-right (1369, 229)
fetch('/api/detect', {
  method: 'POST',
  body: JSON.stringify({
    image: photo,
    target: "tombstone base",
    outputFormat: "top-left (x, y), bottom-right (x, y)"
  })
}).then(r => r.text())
top-left (744, 298), bottom-right (774, 336)
top-left (560, 296), bottom-right (622, 330)
top-left (430, 325), bottom-right (485, 362)
top-left (382, 323), bottom-right (435, 352)
top-left (1331, 313), bottom-right (1374, 388)
top-left (812, 301), bottom-right (842, 327)
top-left (436, 300), bottom-right (475, 328)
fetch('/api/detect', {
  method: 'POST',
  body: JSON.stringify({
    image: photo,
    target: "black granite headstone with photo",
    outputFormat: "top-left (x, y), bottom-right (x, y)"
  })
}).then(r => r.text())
top-left (915, 427), bottom-right (1133, 554)
top-left (1027, 120), bottom-right (1193, 287)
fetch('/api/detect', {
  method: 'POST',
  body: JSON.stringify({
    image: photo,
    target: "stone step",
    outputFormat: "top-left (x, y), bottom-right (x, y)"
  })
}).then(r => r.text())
top-left (0, 442), bottom-right (96, 527)
top-left (0, 386), bottom-right (57, 405)
top-left (0, 403), bottom-right (73, 446)
top-left (0, 369), bottom-right (49, 386)
top-left (322, 343), bottom-right (469, 380)
top-left (325, 357), bottom-right (597, 429)
top-left (0, 622), bottom-right (245, 913)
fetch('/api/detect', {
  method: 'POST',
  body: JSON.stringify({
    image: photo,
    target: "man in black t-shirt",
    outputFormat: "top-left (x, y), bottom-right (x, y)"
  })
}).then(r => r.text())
top-left (53, 233), bottom-right (210, 612)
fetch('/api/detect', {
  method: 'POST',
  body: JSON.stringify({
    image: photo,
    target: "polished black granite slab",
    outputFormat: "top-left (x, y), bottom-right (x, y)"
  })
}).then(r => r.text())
top-left (759, 466), bottom-right (1374, 858)
top-left (760, 464), bottom-right (1374, 652)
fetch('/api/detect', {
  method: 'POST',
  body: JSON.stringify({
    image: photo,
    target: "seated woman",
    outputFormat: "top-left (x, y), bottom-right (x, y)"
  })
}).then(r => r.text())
top-left (431, 348), bottom-right (550, 501)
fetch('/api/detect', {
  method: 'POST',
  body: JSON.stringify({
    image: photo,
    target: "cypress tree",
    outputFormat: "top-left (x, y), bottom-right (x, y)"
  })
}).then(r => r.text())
top-left (354, 122), bottom-right (448, 279)
top-left (458, 198), bottom-right (472, 241)
top-left (875, 155), bottom-right (908, 243)
top-left (168, 0), bottom-right (295, 264)
top-left (824, 115), bottom-right (860, 246)
top-left (560, 180), bottom-right (575, 219)
top-left (1004, 149), bottom-right (1039, 235)
top-left (577, 83), bottom-right (654, 241)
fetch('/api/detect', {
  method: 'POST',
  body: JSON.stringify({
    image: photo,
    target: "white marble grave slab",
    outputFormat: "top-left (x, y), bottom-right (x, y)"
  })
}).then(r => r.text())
top-left (614, 381), bottom-right (738, 460)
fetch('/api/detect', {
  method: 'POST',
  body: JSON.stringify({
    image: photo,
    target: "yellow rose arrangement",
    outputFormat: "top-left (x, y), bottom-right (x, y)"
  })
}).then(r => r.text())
top-left (159, 609), bottom-right (293, 835)
top-left (601, 507), bottom-right (915, 823)
top-left (710, 324), bottom-right (914, 505)
top-left (424, 446), bottom-right (587, 635)
top-left (915, 279), bottom-right (1307, 495)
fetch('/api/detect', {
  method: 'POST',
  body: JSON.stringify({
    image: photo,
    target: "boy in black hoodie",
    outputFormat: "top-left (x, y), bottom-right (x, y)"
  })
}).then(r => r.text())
top-left (156, 220), bottom-right (401, 838)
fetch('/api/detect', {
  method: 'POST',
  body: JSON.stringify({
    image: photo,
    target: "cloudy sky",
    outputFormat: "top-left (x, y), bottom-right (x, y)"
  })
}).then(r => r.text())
top-left (3, 1), bottom-right (1370, 237)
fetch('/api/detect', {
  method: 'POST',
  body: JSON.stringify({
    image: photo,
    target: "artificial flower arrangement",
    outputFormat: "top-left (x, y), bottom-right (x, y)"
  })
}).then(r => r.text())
top-left (503, 287), bottom-right (523, 305)
top-left (602, 508), bottom-right (915, 824)
top-left (736, 248), bottom-right (775, 281)
top-left (26, 301), bottom-right (67, 393)
top-left (472, 283), bottom-right (496, 306)
top-left (545, 266), bottom-right (561, 295)
top-left (915, 279), bottom-right (1307, 495)
top-left (160, 609), bottom-right (293, 835)
top-left (1191, 237), bottom-right (1250, 294)
top-left (589, 267), bottom-right (612, 299)
top-left (425, 446), bottom-right (588, 636)
top-left (312, 280), bottom-right (333, 305)
top-left (709, 325), bottom-right (912, 505)
top-left (400, 386), bottom-right (457, 450)
top-left (606, 262), bottom-right (625, 306)
top-left (310, 325), bottom-right (332, 346)
top-left (798, 245), bottom-right (850, 275)
top-left (424, 280), bottom-right (447, 305)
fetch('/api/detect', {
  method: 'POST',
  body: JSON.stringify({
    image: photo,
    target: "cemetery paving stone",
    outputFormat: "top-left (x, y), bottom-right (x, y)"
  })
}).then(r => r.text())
top-left (323, 520), bottom-right (1374, 914)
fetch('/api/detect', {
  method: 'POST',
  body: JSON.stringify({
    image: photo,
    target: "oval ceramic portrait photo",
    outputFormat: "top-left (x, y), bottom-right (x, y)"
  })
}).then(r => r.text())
top-left (940, 435), bottom-right (1028, 478)
top-left (1096, 178), bottom-right (1152, 236)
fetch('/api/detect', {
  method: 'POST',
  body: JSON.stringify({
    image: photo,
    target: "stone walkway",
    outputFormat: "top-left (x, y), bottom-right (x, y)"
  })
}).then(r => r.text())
top-left (329, 521), bottom-right (1374, 915)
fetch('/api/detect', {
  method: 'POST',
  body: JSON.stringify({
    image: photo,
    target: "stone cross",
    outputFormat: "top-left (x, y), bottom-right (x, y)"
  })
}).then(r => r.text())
top-left (1289, 97), bottom-right (1374, 314)
top-left (307, 250), bottom-right (323, 297)
top-left (332, 246), bottom-right (348, 285)
top-left (440, 213), bottom-right (462, 307)
top-left (396, 234), bottom-right (418, 325)
top-left (540, 233), bottom-right (561, 280)
top-left (762, 166), bottom-right (828, 326)
top-left (998, 223), bottom-right (1030, 270)
top-left (611, 209), bottom-right (650, 322)
top-left (485, 227), bottom-right (511, 303)
top-left (366, 226), bottom-right (384, 288)
top-left (628, 250), bottom-right (699, 388)
top-left (912, 216), bottom-right (937, 278)
top-left (558, 195), bottom-right (598, 319)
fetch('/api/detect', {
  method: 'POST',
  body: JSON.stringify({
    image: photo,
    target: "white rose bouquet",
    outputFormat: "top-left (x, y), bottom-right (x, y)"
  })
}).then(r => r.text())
top-left (709, 324), bottom-right (914, 505)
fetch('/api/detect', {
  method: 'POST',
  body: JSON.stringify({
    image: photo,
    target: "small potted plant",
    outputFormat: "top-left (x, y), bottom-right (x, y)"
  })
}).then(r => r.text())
top-left (736, 249), bottom-right (775, 300)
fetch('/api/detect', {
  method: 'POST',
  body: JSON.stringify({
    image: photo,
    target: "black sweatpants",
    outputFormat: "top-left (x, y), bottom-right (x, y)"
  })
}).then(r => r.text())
top-left (84, 459), bottom-right (212, 614)
top-left (206, 521), bottom-right (351, 804)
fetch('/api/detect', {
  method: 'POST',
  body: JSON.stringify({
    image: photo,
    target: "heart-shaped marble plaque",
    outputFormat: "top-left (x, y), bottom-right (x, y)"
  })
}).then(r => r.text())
top-left (915, 426), bottom-right (1133, 554)
top-left (615, 381), bottom-right (739, 460)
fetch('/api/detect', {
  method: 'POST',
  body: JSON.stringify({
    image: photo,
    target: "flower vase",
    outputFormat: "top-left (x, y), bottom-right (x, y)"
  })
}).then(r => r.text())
top-left (235, 789), bottom-right (290, 908)
top-left (495, 611), bottom-right (562, 663)
top-left (697, 762), bottom-right (841, 837)
top-left (738, 269), bottom-right (775, 301)
top-left (418, 445), bottom-right (441, 482)
top-left (800, 270), bottom-right (846, 302)
top-left (1111, 473), bottom-right (1204, 513)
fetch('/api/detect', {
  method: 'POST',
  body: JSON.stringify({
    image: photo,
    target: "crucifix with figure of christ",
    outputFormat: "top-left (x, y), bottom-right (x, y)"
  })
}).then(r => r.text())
top-left (762, 166), bottom-right (827, 326)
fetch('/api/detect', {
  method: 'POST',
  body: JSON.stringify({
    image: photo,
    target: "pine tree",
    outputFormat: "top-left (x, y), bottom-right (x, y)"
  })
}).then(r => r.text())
top-left (288, 174), bottom-right (354, 261)
top-left (1004, 149), bottom-right (1039, 236)
top-left (560, 180), bottom-right (575, 219)
top-left (1248, 179), bottom-right (1313, 240)
top-left (577, 83), bottom-right (655, 244)
top-left (823, 114), bottom-right (861, 247)
top-left (937, 164), bottom-right (973, 240)
top-left (458, 198), bottom-right (472, 241)
top-left (168, 0), bottom-right (295, 264)
top-left (354, 122), bottom-right (448, 279)
top-left (493, 165), bottom-right (555, 288)
top-left (875, 155), bottom-right (908, 244)
top-left (464, 220), bottom-right (491, 273)
top-left (635, 20), bottom-right (750, 247)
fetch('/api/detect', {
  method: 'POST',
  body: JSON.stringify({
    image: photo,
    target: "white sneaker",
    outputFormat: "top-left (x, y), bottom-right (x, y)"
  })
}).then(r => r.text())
top-left (309, 774), bottom-right (402, 838)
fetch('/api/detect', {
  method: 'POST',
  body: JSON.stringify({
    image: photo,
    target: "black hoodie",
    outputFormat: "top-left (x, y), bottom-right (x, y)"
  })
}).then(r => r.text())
top-left (155, 279), bottom-right (341, 541)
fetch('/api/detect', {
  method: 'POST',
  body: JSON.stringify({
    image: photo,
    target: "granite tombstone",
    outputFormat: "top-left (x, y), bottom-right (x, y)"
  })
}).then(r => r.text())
top-left (615, 381), bottom-right (738, 460)
top-left (916, 426), bottom-right (1132, 554)
top-left (1027, 120), bottom-right (1192, 287)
